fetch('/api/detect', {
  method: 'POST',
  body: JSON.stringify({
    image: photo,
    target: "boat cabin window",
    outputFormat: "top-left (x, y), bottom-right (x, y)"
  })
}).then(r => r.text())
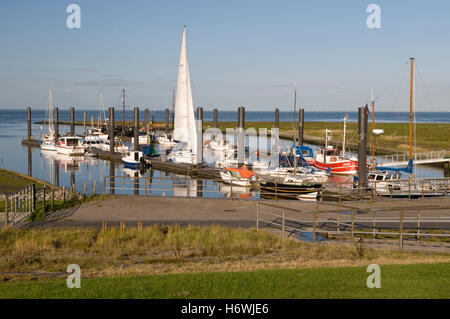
top-left (66, 138), bottom-right (79, 146)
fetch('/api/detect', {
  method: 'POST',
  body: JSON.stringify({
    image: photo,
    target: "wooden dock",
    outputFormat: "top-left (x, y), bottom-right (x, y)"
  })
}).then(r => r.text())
top-left (21, 139), bottom-right (40, 147)
top-left (149, 158), bottom-right (220, 179)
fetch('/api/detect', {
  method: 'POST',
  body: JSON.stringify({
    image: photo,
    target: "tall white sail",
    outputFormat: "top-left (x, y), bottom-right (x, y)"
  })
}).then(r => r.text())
top-left (173, 27), bottom-right (197, 153)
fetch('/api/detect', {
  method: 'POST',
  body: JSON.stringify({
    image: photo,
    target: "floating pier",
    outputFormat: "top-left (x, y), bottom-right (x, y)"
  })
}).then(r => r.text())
top-left (149, 158), bottom-right (220, 179)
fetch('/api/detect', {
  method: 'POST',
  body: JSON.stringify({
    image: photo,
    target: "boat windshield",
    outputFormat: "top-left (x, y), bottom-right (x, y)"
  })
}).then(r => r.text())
top-left (66, 138), bottom-right (80, 146)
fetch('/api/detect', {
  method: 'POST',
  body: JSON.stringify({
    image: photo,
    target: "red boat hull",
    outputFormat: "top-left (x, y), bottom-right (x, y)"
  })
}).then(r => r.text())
top-left (313, 160), bottom-right (358, 175)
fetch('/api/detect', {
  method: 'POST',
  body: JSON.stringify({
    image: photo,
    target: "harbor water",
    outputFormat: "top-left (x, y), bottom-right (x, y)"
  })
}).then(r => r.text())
top-left (0, 109), bottom-right (447, 200)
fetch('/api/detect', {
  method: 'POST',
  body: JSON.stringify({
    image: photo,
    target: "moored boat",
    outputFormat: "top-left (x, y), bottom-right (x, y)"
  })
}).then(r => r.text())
top-left (220, 165), bottom-right (258, 187)
top-left (55, 136), bottom-right (84, 156)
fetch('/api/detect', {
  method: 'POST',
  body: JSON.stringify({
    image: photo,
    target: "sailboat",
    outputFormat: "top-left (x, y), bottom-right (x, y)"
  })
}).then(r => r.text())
top-left (169, 27), bottom-right (198, 164)
top-left (87, 92), bottom-right (109, 142)
top-left (40, 87), bottom-right (57, 151)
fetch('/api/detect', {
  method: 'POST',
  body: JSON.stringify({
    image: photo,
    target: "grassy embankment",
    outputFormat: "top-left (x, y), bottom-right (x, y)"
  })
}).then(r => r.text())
top-left (0, 225), bottom-right (449, 298)
top-left (0, 168), bottom-right (106, 219)
top-left (1, 263), bottom-right (449, 298)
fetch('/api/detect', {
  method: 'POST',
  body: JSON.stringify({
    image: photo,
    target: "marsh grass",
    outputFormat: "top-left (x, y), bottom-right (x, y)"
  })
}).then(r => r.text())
top-left (0, 225), bottom-right (448, 282)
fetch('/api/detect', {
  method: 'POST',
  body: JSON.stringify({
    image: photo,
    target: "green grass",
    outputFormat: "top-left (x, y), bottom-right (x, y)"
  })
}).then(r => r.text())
top-left (27, 194), bottom-right (109, 221)
top-left (0, 169), bottom-right (45, 194)
top-left (0, 263), bottom-right (449, 298)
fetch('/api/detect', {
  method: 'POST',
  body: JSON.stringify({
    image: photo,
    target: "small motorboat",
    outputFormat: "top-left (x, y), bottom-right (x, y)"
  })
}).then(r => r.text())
top-left (168, 149), bottom-right (196, 164)
top-left (156, 134), bottom-right (179, 148)
top-left (122, 151), bottom-right (144, 169)
top-left (40, 139), bottom-right (56, 151)
top-left (220, 165), bottom-right (258, 187)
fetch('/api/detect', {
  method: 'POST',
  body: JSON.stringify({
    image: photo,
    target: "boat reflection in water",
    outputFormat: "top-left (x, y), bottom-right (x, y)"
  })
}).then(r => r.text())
top-left (219, 183), bottom-right (257, 200)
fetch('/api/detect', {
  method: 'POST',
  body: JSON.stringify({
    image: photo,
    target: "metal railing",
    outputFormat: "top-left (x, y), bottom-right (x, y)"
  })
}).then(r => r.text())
top-left (3, 184), bottom-right (36, 226)
top-left (378, 150), bottom-right (448, 166)
top-left (102, 175), bottom-right (450, 202)
top-left (256, 201), bottom-right (450, 249)
top-left (2, 183), bottom-right (84, 226)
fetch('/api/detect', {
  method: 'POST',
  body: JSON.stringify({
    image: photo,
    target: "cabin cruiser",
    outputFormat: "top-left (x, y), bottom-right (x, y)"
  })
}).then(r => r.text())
top-left (40, 139), bottom-right (57, 151)
top-left (131, 131), bottom-right (152, 145)
top-left (122, 151), bottom-right (144, 169)
top-left (208, 139), bottom-right (233, 152)
top-left (99, 139), bottom-right (128, 153)
top-left (168, 149), bottom-right (196, 164)
top-left (88, 127), bottom-right (109, 142)
top-left (155, 134), bottom-right (178, 148)
top-left (55, 136), bottom-right (84, 156)
top-left (313, 146), bottom-right (358, 175)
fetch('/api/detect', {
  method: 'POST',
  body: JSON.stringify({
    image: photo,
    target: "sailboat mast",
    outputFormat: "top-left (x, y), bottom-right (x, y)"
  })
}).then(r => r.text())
top-left (371, 88), bottom-right (375, 169)
top-left (48, 87), bottom-right (53, 131)
top-left (342, 118), bottom-right (346, 158)
top-left (122, 89), bottom-right (126, 136)
top-left (292, 89), bottom-right (297, 146)
top-left (171, 87), bottom-right (175, 128)
top-left (409, 58), bottom-right (414, 163)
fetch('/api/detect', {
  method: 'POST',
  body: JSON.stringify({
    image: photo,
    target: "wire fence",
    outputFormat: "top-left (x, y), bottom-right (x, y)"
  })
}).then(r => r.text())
top-left (256, 201), bottom-right (450, 249)
top-left (103, 175), bottom-right (450, 201)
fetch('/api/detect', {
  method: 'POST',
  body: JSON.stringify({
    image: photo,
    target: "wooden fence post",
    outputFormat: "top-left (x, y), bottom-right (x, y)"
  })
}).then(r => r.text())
top-left (372, 211), bottom-right (376, 239)
top-left (256, 202), bottom-right (259, 230)
top-left (399, 209), bottom-right (404, 249)
top-left (351, 210), bottom-right (355, 238)
top-left (5, 196), bottom-right (9, 226)
top-left (230, 180), bottom-right (233, 200)
top-left (275, 181), bottom-right (278, 200)
top-left (320, 184), bottom-right (323, 202)
top-left (186, 176), bottom-right (190, 198)
top-left (52, 187), bottom-right (55, 210)
top-left (93, 180), bottom-right (97, 195)
top-left (32, 184), bottom-right (36, 212)
top-left (416, 209), bottom-right (420, 241)
top-left (43, 185), bottom-right (46, 212)
top-left (313, 207), bottom-right (318, 242)
top-left (336, 210), bottom-right (340, 234)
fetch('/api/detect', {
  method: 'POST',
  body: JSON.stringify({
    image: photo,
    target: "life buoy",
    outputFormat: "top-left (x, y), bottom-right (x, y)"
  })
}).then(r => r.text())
top-left (331, 156), bottom-right (337, 162)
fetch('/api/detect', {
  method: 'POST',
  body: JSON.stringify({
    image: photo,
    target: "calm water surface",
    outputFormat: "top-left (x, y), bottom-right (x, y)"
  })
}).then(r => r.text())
top-left (0, 109), bottom-right (446, 199)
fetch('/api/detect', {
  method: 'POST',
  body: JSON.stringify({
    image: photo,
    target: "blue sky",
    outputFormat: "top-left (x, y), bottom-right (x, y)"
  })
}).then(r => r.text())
top-left (0, 0), bottom-right (449, 111)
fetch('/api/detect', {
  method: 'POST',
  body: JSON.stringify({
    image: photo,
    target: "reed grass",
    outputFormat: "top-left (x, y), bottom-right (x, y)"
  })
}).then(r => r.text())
top-left (0, 225), bottom-right (448, 281)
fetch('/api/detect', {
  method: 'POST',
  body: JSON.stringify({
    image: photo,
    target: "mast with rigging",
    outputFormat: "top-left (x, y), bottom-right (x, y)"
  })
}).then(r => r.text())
top-left (409, 57), bottom-right (415, 178)
top-left (371, 88), bottom-right (375, 169)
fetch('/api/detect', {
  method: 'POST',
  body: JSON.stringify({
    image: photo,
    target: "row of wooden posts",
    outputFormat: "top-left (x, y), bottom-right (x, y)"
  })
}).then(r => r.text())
top-left (3, 180), bottom-right (99, 226)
